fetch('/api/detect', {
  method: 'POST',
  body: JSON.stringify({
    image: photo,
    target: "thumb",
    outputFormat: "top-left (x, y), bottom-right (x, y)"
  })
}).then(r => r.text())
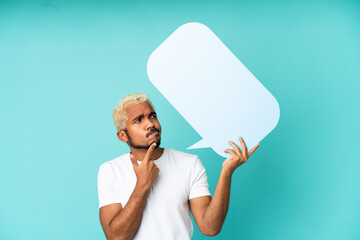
top-left (129, 154), bottom-right (138, 167)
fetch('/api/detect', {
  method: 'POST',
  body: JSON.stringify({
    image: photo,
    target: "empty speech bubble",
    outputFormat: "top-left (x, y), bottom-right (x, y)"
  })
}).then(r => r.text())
top-left (147, 22), bottom-right (280, 158)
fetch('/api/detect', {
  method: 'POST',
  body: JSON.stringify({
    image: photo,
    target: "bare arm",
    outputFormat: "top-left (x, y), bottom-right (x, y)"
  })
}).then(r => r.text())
top-left (190, 137), bottom-right (260, 236)
top-left (189, 169), bottom-right (232, 236)
top-left (99, 143), bottom-right (159, 240)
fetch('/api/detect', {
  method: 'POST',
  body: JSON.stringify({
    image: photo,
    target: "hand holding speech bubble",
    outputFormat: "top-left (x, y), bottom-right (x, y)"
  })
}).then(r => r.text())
top-left (147, 22), bottom-right (280, 158)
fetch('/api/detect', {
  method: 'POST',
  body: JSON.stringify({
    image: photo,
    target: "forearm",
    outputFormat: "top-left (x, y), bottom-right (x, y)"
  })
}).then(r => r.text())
top-left (203, 169), bottom-right (232, 233)
top-left (108, 185), bottom-right (149, 240)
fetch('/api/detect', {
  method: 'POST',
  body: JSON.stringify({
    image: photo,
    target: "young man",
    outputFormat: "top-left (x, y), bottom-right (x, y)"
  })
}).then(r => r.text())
top-left (98, 93), bottom-right (260, 240)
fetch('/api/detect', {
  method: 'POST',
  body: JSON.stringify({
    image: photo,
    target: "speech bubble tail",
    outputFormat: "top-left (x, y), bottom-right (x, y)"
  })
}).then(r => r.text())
top-left (187, 139), bottom-right (208, 150)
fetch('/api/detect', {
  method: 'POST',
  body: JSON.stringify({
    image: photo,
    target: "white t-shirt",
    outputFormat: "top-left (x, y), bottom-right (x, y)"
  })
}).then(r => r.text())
top-left (97, 148), bottom-right (211, 240)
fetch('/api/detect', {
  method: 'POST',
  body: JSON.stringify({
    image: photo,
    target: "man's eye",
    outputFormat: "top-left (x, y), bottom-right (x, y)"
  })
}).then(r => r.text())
top-left (151, 115), bottom-right (156, 118)
top-left (134, 119), bottom-right (140, 123)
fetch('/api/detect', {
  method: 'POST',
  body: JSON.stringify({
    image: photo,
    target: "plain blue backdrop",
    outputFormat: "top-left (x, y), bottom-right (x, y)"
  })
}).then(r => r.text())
top-left (1, 0), bottom-right (359, 239)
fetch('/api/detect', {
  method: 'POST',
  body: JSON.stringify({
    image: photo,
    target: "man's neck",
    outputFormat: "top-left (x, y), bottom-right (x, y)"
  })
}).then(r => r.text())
top-left (129, 147), bottom-right (164, 161)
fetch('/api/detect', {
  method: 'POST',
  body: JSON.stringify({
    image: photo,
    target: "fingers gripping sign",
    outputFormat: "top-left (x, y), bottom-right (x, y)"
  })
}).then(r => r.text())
top-left (130, 143), bottom-right (160, 191)
top-left (222, 136), bottom-right (260, 174)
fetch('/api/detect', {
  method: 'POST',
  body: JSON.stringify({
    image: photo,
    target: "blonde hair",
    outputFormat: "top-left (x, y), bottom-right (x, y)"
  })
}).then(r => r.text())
top-left (113, 93), bottom-right (155, 131)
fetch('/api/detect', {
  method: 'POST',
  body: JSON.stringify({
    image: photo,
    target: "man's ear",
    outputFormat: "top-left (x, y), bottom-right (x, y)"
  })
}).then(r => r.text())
top-left (117, 130), bottom-right (128, 143)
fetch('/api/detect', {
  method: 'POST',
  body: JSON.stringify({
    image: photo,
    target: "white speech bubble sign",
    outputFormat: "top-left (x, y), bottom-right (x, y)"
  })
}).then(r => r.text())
top-left (147, 22), bottom-right (280, 158)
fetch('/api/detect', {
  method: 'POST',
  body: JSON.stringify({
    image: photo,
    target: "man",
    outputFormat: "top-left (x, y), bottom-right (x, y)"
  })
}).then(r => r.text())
top-left (98, 93), bottom-right (260, 240)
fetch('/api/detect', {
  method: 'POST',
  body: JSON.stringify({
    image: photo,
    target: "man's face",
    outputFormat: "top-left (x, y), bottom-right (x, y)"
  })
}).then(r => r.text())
top-left (122, 102), bottom-right (161, 149)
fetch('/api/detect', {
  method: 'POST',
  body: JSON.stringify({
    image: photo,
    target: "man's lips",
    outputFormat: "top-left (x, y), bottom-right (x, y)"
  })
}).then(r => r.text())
top-left (146, 130), bottom-right (159, 138)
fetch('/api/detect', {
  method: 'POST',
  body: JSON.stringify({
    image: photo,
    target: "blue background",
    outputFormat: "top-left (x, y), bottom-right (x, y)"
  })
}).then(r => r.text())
top-left (1, 0), bottom-right (359, 239)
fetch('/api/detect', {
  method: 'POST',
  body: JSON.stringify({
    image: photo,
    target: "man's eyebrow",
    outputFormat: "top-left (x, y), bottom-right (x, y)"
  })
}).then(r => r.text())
top-left (132, 114), bottom-right (144, 122)
top-left (131, 112), bottom-right (157, 122)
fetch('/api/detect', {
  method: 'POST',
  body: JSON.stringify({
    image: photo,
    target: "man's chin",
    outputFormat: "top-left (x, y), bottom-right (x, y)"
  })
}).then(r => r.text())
top-left (149, 138), bottom-right (161, 149)
top-left (152, 138), bottom-right (161, 149)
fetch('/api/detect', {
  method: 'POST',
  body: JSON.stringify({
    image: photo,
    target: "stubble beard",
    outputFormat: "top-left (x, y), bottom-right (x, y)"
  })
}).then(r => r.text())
top-left (124, 129), bottom-right (161, 150)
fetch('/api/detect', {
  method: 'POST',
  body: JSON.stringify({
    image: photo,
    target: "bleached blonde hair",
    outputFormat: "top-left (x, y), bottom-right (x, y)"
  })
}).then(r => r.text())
top-left (113, 93), bottom-right (155, 132)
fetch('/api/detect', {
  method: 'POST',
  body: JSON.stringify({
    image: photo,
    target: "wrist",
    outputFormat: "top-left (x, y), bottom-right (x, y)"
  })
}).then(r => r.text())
top-left (221, 168), bottom-right (234, 178)
top-left (134, 183), bottom-right (150, 197)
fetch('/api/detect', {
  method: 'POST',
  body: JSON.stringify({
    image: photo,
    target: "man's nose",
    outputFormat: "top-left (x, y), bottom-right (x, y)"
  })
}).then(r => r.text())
top-left (144, 117), bottom-right (155, 129)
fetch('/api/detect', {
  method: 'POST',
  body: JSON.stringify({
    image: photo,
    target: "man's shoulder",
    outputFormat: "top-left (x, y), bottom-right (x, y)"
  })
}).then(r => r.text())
top-left (165, 149), bottom-right (206, 175)
top-left (99, 152), bottom-right (130, 170)
top-left (166, 148), bottom-right (199, 162)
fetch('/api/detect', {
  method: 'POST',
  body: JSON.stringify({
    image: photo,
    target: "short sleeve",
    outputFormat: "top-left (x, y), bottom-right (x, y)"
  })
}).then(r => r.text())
top-left (97, 163), bottom-right (121, 208)
top-left (189, 156), bottom-right (211, 199)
